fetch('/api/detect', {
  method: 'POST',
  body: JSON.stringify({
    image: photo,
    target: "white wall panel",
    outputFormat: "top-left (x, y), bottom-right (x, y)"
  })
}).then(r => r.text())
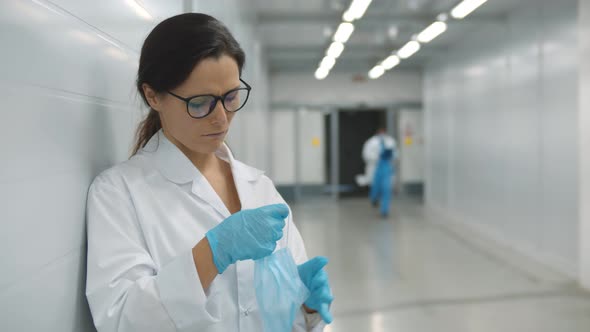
top-left (271, 71), bottom-right (422, 107)
top-left (579, 0), bottom-right (590, 290)
top-left (0, 1), bottom-right (139, 103)
top-left (538, 0), bottom-right (579, 269)
top-left (0, 0), bottom-right (144, 330)
top-left (298, 110), bottom-right (325, 185)
top-left (270, 111), bottom-right (296, 184)
top-left (0, 251), bottom-right (94, 331)
top-left (398, 110), bottom-right (424, 183)
top-left (269, 109), bottom-right (325, 186)
top-left (425, 0), bottom-right (578, 276)
top-left (0, 0), bottom-right (271, 330)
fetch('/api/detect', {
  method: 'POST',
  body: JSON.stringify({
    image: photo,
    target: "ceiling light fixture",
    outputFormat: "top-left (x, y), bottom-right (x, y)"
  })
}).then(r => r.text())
top-left (368, 65), bottom-right (385, 79)
top-left (397, 40), bottom-right (421, 59)
top-left (326, 42), bottom-right (345, 58)
top-left (314, 0), bottom-right (373, 79)
top-left (320, 56), bottom-right (336, 70)
top-left (333, 22), bottom-right (355, 43)
top-left (450, 0), bottom-right (488, 19)
top-left (416, 21), bottom-right (447, 43)
top-left (342, 0), bottom-right (373, 22)
top-left (381, 55), bottom-right (400, 70)
top-left (315, 67), bottom-right (330, 80)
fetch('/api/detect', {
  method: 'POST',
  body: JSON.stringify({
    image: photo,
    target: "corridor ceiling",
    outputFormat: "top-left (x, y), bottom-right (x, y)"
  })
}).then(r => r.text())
top-left (254, 0), bottom-right (522, 74)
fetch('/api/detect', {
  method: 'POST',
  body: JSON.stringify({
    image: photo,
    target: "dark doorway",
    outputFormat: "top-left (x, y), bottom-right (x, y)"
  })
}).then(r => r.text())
top-left (325, 109), bottom-right (386, 197)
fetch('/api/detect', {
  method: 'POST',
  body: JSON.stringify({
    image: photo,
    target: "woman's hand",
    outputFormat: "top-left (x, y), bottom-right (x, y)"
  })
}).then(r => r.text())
top-left (205, 204), bottom-right (288, 274)
top-left (298, 256), bottom-right (334, 324)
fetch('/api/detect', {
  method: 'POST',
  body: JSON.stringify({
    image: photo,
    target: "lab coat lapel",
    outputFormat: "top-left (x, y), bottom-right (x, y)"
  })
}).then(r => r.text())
top-left (220, 146), bottom-right (265, 211)
top-left (190, 144), bottom-right (264, 219)
top-left (231, 169), bottom-right (260, 313)
top-left (232, 171), bottom-right (254, 210)
top-left (148, 130), bottom-right (231, 219)
top-left (235, 166), bottom-right (267, 210)
top-left (190, 175), bottom-right (231, 219)
top-left (217, 146), bottom-right (265, 311)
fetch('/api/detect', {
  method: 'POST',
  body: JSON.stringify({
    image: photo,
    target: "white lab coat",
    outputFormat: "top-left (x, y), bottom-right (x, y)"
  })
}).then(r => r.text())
top-left (356, 134), bottom-right (396, 186)
top-left (86, 130), bottom-right (324, 332)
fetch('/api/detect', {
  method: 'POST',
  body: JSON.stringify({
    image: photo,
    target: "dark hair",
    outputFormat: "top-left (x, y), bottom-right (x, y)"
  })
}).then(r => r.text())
top-left (132, 13), bottom-right (246, 155)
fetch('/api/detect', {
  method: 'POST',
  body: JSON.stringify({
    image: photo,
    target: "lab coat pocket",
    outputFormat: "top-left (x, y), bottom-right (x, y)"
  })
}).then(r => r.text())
top-left (235, 260), bottom-right (258, 314)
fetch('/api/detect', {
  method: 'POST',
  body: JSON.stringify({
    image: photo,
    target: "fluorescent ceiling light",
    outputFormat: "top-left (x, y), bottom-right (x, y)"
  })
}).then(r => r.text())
top-left (320, 56), bottom-right (336, 70)
top-left (381, 55), bottom-right (400, 70)
top-left (417, 21), bottom-right (447, 43)
top-left (397, 41), bottom-right (420, 59)
top-left (450, 0), bottom-right (488, 19)
top-left (327, 42), bottom-right (345, 59)
top-left (342, 11), bottom-right (355, 22)
top-left (342, 0), bottom-right (373, 22)
top-left (126, 0), bottom-right (152, 20)
top-left (315, 67), bottom-right (329, 80)
top-left (334, 22), bottom-right (355, 43)
top-left (368, 65), bottom-right (385, 79)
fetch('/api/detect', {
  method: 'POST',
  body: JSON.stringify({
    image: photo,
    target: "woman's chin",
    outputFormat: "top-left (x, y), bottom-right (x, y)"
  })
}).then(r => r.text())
top-left (195, 140), bottom-right (225, 154)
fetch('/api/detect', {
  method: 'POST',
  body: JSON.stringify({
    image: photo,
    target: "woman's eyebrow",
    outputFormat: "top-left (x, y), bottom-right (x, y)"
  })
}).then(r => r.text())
top-left (225, 83), bottom-right (241, 92)
top-left (188, 83), bottom-right (241, 97)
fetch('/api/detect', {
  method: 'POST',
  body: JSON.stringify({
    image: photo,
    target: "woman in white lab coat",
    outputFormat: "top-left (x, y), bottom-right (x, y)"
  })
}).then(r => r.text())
top-left (85, 13), bottom-right (333, 332)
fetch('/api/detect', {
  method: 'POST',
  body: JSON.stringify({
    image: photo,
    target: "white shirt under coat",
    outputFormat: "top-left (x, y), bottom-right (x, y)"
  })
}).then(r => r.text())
top-left (86, 130), bottom-right (324, 332)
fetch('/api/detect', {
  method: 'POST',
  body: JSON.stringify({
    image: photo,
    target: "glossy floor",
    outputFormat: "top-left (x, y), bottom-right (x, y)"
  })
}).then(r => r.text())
top-left (292, 197), bottom-right (590, 332)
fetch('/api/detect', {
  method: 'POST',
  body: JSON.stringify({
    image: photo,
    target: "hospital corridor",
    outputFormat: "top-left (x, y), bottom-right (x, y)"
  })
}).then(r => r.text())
top-left (3, 0), bottom-right (590, 331)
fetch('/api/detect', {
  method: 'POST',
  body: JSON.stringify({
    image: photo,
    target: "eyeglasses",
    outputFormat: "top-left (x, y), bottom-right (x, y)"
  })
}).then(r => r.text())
top-left (167, 78), bottom-right (252, 119)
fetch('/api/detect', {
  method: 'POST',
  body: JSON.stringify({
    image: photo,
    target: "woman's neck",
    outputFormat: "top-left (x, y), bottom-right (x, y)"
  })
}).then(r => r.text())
top-left (188, 150), bottom-right (220, 174)
top-left (162, 130), bottom-right (220, 173)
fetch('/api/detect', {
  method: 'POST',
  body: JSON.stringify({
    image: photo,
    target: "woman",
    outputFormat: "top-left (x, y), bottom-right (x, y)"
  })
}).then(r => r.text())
top-left (86, 13), bottom-right (332, 332)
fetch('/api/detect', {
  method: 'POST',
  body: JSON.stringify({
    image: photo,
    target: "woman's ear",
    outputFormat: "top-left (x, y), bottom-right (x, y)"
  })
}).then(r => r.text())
top-left (142, 83), bottom-right (161, 112)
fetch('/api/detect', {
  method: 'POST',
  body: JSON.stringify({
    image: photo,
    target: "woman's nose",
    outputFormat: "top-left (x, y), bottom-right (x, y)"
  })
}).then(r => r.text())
top-left (209, 100), bottom-right (228, 125)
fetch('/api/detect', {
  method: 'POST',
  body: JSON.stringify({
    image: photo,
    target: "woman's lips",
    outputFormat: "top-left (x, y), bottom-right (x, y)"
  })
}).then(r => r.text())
top-left (203, 131), bottom-right (226, 138)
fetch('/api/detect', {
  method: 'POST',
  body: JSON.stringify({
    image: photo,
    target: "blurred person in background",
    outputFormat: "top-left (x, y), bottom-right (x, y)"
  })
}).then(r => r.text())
top-left (359, 127), bottom-right (397, 218)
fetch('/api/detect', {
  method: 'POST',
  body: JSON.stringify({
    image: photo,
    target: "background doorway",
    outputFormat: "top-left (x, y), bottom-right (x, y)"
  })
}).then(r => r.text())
top-left (325, 109), bottom-right (387, 198)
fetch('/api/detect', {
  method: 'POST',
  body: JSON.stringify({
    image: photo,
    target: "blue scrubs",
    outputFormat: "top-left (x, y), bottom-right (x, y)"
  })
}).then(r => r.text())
top-left (370, 138), bottom-right (395, 217)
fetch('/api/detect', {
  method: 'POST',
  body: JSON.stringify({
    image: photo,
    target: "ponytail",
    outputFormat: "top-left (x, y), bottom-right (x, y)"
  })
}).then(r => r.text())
top-left (131, 109), bottom-right (161, 156)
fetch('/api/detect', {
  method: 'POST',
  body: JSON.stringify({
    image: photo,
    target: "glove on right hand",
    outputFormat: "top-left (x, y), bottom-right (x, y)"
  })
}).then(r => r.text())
top-left (206, 204), bottom-right (289, 274)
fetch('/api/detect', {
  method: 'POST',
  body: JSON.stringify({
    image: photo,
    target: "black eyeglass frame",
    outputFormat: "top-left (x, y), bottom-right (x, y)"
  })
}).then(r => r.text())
top-left (167, 78), bottom-right (252, 119)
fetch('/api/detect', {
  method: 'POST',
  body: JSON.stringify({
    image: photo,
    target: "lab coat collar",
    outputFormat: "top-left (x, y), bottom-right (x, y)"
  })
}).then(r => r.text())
top-left (144, 130), bottom-right (264, 185)
top-left (214, 141), bottom-right (265, 183)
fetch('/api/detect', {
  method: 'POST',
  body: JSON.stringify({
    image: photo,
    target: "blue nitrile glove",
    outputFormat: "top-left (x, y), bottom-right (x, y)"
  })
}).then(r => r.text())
top-left (206, 204), bottom-right (288, 274)
top-left (297, 256), bottom-right (334, 324)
